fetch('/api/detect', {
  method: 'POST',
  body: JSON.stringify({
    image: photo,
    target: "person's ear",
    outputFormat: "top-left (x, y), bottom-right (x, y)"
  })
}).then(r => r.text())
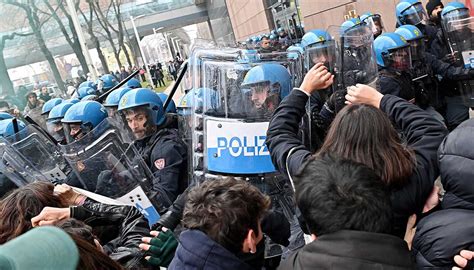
top-left (242, 229), bottom-right (258, 253)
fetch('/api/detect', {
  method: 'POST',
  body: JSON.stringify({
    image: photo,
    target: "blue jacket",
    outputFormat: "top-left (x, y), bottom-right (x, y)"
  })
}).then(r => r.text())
top-left (168, 230), bottom-right (254, 270)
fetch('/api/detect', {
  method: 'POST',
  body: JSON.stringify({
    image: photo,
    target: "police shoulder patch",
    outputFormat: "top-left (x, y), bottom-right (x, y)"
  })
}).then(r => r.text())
top-left (154, 158), bottom-right (165, 170)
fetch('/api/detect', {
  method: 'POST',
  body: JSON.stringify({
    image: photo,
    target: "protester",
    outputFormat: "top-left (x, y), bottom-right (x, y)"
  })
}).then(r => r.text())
top-left (279, 156), bottom-right (415, 269)
top-left (166, 178), bottom-right (270, 270)
top-left (412, 119), bottom-right (474, 269)
top-left (23, 92), bottom-right (44, 115)
top-left (0, 226), bottom-right (79, 270)
top-left (266, 63), bottom-right (448, 237)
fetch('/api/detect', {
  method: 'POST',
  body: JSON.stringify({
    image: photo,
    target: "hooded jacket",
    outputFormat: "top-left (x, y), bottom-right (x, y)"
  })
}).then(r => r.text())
top-left (412, 119), bottom-right (474, 269)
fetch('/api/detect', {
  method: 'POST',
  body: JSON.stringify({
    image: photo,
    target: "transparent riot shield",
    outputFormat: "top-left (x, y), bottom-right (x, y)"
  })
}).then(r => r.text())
top-left (59, 119), bottom-right (170, 225)
top-left (445, 17), bottom-right (474, 105)
top-left (24, 106), bottom-right (47, 130)
top-left (189, 48), bottom-right (305, 258)
top-left (3, 124), bottom-right (70, 184)
top-left (304, 39), bottom-right (338, 101)
top-left (328, 24), bottom-right (379, 90)
top-left (0, 137), bottom-right (49, 187)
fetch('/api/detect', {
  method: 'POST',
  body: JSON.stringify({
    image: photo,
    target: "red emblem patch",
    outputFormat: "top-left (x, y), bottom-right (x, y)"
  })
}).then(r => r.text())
top-left (154, 158), bottom-right (165, 170)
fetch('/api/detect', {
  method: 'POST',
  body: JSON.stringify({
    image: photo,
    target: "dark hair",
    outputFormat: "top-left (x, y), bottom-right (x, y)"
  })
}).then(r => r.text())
top-left (182, 178), bottom-right (271, 254)
top-left (56, 218), bottom-right (96, 245)
top-left (0, 182), bottom-right (67, 244)
top-left (26, 92), bottom-right (37, 99)
top-left (56, 219), bottom-right (124, 270)
top-left (295, 155), bottom-right (393, 236)
top-left (317, 104), bottom-right (415, 187)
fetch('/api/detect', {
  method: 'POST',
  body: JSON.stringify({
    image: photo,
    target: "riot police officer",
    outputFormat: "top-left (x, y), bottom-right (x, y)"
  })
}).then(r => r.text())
top-left (62, 101), bottom-right (108, 143)
top-left (396, 0), bottom-right (438, 47)
top-left (395, 24), bottom-right (474, 123)
top-left (97, 74), bottom-right (118, 95)
top-left (117, 88), bottom-right (188, 206)
top-left (77, 86), bottom-right (97, 100)
top-left (360, 12), bottom-right (385, 39)
top-left (126, 78), bottom-right (142, 89)
top-left (157, 93), bottom-right (178, 129)
top-left (374, 32), bottom-right (417, 101)
top-left (429, 1), bottom-right (473, 129)
top-left (47, 102), bottom-right (75, 144)
top-left (103, 87), bottom-right (132, 116)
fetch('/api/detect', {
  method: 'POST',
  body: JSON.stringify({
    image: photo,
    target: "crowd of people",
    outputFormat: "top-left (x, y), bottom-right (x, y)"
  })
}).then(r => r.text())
top-left (0, 0), bottom-right (473, 269)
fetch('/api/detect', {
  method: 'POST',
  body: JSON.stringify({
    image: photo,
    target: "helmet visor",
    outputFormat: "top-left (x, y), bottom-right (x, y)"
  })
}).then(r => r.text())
top-left (443, 8), bottom-right (470, 24)
top-left (47, 121), bottom-right (65, 143)
top-left (409, 38), bottom-right (426, 62)
top-left (62, 122), bottom-right (87, 144)
top-left (118, 105), bottom-right (156, 140)
top-left (365, 14), bottom-right (384, 37)
top-left (401, 5), bottom-right (428, 25)
top-left (385, 46), bottom-right (412, 71)
top-left (305, 40), bottom-right (336, 70)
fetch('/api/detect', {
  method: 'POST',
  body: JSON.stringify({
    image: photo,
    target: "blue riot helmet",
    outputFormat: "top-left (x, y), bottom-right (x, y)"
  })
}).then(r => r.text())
top-left (78, 81), bottom-right (97, 91)
top-left (77, 87), bottom-right (97, 99)
top-left (103, 87), bottom-right (132, 116)
top-left (395, 24), bottom-right (426, 62)
top-left (62, 101), bottom-right (108, 142)
top-left (360, 12), bottom-right (385, 38)
top-left (301, 29), bottom-right (331, 49)
top-left (117, 88), bottom-right (165, 140)
top-left (241, 64), bottom-right (291, 111)
top-left (396, 0), bottom-right (429, 26)
top-left (374, 32), bottom-right (412, 71)
top-left (271, 29), bottom-right (277, 36)
top-left (269, 34), bottom-right (278, 41)
top-left (41, 98), bottom-right (63, 115)
top-left (176, 88), bottom-right (218, 115)
top-left (0, 112), bottom-right (13, 121)
top-left (340, 18), bottom-right (363, 34)
top-left (277, 27), bottom-right (286, 37)
top-left (287, 45), bottom-right (304, 59)
top-left (0, 119), bottom-right (26, 138)
top-left (157, 93), bottom-right (177, 114)
top-left (126, 78), bottom-right (141, 89)
top-left (65, 98), bottom-right (80, 104)
top-left (97, 74), bottom-right (118, 94)
top-left (81, 95), bottom-right (97, 101)
top-left (47, 102), bottom-right (74, 142)
top-left (301, 29), bottom-right (335, 70)
top-left (441, 2), bottom-right (469, 22)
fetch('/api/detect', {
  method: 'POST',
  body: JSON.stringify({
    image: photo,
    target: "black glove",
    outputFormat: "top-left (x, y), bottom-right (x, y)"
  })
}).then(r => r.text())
top-left (469, 69), bottom-right (474, 79)
top-left (326, 90), bottom-right (347, 113)
top-left (441, 52), bottom-right (457, 64)
top-left (152, 210), bottom-right (182, 231)
top-left (343, 70), bottom-right (368, 86)
top-left (261, 210), bottom-right (290, 247)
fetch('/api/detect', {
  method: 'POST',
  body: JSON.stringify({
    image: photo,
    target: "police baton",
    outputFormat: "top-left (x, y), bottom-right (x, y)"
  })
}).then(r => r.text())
top-left (22, 115), bottom-right (59, 144)
top-left (163, 62), bottom-right (188, 113)
top-left (96, 69), bottom-right (141, 103)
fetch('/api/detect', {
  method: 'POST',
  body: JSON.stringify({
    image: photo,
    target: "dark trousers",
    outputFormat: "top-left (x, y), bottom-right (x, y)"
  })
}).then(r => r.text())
top-left (158, 78), bottom-right (165, 87)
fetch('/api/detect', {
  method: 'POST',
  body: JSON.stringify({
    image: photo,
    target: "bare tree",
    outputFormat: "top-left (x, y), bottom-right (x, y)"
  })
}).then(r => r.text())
top-left (4, 0), bottom-right (66, 92)
top-left (41, 0), bottom-right (89, 74)
top-left (0, 32), bottom-right (33, 96)
top-left (79, 0), bottom-right (109, 74)
top-left (92, 0), bottom-right (122, 68)
top-left (109, 0), bottom-right (133, 67)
